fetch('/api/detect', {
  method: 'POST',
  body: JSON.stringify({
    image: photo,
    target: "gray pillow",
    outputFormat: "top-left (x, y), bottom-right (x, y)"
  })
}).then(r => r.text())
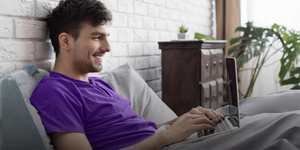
top-left (0, 64), bottom-right (54, 150)
top-left (103, 63), bottom-right (178, 124)
top-left (215, 90), bottom-right (300, 119)
top-left (239, 90), bottom-right (300, 118)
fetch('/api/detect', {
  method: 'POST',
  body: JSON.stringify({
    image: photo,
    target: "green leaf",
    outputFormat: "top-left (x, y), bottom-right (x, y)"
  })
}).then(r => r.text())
top-left (253, 46), bottom-right (260, 56)
top-left (179, 25), bottom-right (188, 33)
top-left (194, 33), bottom-right (216, 40)
top-left (230, 37), bottom-right (253, 45)
top-left (246, 22), bottom-right (254, 28)
top-left (291, 85), bottom-right (300, 89)
top-left (280, 77), bottom-right (300, 86)
top-left (228, 42), bottom-right (251, 55)
top-left (266, 29), bottom-right (274, 37)
top-left (272, 23), bottom-right (280, 30)
top-left (290, 67), bottom-right (300, 75)
top-left (234, 27), bottom-right (254, 35)
top-left (252, 27), bottom-right (264, 38)
top-left (279, 60), bottom-right (293, 80)
top-left (238, 51), bottom-right (251, 68)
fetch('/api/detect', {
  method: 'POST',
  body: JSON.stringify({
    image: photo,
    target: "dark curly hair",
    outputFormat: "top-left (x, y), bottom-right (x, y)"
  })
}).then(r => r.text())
top-left (47, 0), bottom-right (112, 57)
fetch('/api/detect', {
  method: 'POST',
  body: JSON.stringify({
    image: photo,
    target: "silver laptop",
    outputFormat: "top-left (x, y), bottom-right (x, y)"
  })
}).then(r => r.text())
top-left (171, 57), bottom-right (240, 145)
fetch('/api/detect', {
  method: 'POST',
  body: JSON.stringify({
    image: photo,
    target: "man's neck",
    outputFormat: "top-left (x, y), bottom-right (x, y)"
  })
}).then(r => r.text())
top-left (53, 59), bottom-right (89, 82)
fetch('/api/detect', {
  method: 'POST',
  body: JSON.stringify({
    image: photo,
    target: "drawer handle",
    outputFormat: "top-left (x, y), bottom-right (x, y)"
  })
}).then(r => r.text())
top-left (219, 91), bottom-right (223, 94)
top-left (220, 60), bottom-right (223, 65)
top-left (206, 95), bottom-right (209, 102)
top-left (206, 62), bottom-right (209, 68)
top-left (213, 61), bottom-right (216, 66)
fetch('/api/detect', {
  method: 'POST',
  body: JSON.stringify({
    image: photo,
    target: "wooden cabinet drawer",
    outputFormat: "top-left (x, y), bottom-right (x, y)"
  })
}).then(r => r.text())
top-left (209, 80), bottom-right (218, 110)
top-left (210, 50), bottom-right (218, 80)
top-left (200, 82), bottom-right (210, 108)
top-left (216, 49), bottom-right (224, 78)
top-left (200, 50), bottom-right (211, 82)
top-left (216, 78), bottom-right (223, 108)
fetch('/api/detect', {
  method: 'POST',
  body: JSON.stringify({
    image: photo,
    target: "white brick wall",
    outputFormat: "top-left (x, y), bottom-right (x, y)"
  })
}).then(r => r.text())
top-left (0, 0), bottom-right (213, 98)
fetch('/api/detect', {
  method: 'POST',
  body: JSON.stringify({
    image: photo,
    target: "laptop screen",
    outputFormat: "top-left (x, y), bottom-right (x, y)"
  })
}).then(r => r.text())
top-left (226, 57), bottom-right (240, 127)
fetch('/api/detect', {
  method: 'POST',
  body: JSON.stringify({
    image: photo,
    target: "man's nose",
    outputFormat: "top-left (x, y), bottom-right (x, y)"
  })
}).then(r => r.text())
top-left (100, 38), bottom-right (110, 52)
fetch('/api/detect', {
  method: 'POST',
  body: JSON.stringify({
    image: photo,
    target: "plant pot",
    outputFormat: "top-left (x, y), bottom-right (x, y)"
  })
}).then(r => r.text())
top-left (178, 33), bottom-right (189, 39)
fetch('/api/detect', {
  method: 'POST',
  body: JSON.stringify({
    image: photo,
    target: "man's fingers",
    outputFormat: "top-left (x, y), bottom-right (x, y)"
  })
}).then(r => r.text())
top-left (195, 123), bottom-right (215, 131)
top-left (216, 111), bottom-right (225, 119)
top-left (209, 109), bottom-right (221, 121)
top-left (189, 108), bottom-right (205, 116)
top-left (196, 106), bottom-right (223, 122)
top-left (190, 115), bottom-right (214, 127)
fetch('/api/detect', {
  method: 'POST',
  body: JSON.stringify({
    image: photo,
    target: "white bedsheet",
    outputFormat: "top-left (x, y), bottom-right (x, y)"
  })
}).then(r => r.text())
top-left (163, 90), bottom-right (300, 150)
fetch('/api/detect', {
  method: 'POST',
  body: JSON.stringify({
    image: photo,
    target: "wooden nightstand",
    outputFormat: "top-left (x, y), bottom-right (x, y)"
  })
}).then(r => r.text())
top-left (158, 40), bottom-right (227, 116)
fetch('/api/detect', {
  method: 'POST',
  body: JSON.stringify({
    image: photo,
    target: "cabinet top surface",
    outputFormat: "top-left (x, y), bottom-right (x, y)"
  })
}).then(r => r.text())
top-left (158, 40), bottom-right (227, 44)
top-left (158, 40), bottom-right (227, 50)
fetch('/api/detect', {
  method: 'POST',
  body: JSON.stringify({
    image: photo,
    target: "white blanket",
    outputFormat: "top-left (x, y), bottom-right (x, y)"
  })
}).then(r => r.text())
top-left (163, 90), bottom-right (300, 150)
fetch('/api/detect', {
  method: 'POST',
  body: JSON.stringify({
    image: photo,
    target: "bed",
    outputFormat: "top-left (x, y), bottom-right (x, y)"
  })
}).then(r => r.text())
top-left (0, 63), bottom-right (299, 150)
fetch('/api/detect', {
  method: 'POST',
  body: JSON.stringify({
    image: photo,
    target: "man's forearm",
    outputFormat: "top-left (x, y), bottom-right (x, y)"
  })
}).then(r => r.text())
top-left (120, 131), bottom-right (171, 150)
top-left (157, 117), bottom-right (179, 128)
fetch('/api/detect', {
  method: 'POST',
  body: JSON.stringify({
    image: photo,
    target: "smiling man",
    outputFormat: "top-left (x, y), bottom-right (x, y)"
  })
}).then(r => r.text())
top-left (51, 24), bottom-right (109, 81)
top-left (30, 0), bottom-right (224, 149)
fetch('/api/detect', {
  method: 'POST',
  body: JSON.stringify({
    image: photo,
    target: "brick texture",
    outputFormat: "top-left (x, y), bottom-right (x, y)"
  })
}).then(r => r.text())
top-left (0, 0), bottom-right (214, 97)
top-left (0, 18), bottom-right (13, 38)
top-left (15, 19), bottom-right (48, 39)
top-left (0, 0), bottom-right (35, 17)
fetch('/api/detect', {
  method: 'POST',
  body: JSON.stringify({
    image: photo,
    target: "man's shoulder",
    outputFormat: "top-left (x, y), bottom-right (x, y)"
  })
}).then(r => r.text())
top-left (31, 75), bottom-right (77, 97)
top-left (38, 75), bottom-right (75, 88)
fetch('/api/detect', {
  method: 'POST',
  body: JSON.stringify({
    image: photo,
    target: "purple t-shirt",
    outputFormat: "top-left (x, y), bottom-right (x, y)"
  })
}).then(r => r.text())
top-left (30, 72), bottom-right (157, 149)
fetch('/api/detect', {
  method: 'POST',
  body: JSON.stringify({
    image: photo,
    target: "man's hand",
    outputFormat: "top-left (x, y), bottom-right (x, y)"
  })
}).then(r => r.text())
top-left (124, 107), bottom-right (225, 149)
top-left (188, 106), bottom-right (225, 123)
top-left (157, 107), bottom-right (225, 128)
top-left (156, 107), bottom-right (225, 144)
top-left (162, 112), bottom-right (214, 144)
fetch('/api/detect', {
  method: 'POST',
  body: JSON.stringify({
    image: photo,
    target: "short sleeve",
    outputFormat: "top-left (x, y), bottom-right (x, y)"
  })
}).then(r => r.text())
top-left (31, 79), bottom-right (85, 134)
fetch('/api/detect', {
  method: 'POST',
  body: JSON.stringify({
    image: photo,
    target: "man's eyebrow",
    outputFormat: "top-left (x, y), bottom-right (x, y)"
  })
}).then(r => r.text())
top-left (90, 31), bottom-right (110, 36)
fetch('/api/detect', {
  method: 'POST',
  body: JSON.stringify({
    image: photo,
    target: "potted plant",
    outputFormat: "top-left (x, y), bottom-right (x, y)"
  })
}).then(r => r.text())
top-left (228, 22), bottom-right (300, 98)
top-left (178, 25), bottom-right (188, 39)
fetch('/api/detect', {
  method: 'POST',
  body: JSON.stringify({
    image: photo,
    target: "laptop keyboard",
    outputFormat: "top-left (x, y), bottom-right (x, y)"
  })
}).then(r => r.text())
top-left (197, 117), bottom-right (237, 137)
top-left (228, 116), bottom-right (239, 127)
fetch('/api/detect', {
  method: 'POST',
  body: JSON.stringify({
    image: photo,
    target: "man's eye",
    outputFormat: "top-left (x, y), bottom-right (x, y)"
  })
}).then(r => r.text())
top-left (93, 36), bottom-right (101, 39)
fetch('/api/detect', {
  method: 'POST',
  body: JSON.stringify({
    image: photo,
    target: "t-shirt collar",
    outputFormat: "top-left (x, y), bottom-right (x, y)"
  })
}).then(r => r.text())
top-left (50, 71), bottom-right (93, 84)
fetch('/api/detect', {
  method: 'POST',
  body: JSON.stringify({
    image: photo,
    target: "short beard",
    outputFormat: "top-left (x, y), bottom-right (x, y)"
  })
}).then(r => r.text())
top-left (89, 63), bottom-right (103, 73)
top-left (72, 44), bottom-right (103, 74)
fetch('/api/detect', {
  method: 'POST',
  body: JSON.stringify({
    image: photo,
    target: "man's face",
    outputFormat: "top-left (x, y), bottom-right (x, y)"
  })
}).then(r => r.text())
top-left (71, 23), bottom-right (110, 74)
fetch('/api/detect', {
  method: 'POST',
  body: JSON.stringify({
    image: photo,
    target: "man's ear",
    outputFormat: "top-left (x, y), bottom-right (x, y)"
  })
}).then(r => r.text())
top-left (58, 33), bottom-right (72, 51)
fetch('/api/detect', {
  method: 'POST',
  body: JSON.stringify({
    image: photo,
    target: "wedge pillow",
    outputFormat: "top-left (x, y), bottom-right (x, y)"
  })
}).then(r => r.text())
top-left (102, 63), bottom-right (178, 124)
top-left (0, 64), bottom-right (54, 150)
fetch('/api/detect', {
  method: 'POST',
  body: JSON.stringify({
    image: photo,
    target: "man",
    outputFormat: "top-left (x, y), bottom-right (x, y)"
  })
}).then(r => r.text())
top-left (30, 0), bottom-right (224, 149)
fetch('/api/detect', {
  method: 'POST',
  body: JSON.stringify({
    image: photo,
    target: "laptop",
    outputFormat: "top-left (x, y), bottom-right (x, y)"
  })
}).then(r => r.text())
top-left (170, 57), bottom-right (240, 145)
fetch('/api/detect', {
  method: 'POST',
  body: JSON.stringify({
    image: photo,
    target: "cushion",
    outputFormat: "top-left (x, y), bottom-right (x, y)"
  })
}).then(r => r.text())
top-left (239, 90), bottom-right (300, 118)
top-left (0, 64), bottom-right (54, 150)
top-left (215, 90), bottom-right (300, 119)
top-left (102, 63), bottom-right (178, 124)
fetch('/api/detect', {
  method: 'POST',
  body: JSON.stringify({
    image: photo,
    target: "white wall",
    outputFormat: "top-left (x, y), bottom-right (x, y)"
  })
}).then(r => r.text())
top-left (0, 0), bottom-right (213, 98)
top-left (239, 0), bottom-right (300, 97)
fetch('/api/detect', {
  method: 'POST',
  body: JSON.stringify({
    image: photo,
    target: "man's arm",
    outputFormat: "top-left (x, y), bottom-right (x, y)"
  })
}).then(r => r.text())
top-left (156, 117), bottom-right (178, 128)
top-left (50, 113), bottom-right (214, 150)
top-left (49, 132), bottom-right (93, 150)
top-left (49, 107), bottom-right (221, 150)
top-left (122, 113), bottom-right (214, 150)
